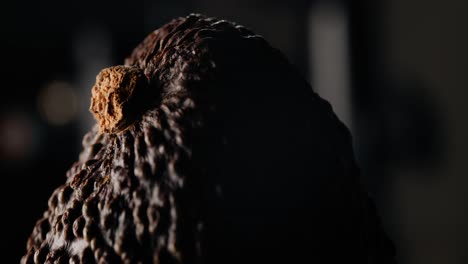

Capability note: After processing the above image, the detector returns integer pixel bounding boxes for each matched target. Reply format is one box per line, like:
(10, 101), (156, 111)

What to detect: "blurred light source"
(37, 81), (78, 126)
(0, 111), (35, 161)
(308, 2), (353, 130)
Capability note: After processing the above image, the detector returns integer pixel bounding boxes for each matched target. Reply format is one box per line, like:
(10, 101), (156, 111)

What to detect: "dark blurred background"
(1, 0), (467, 263)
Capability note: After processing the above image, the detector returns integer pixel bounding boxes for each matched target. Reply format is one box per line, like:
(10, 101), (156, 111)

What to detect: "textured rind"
(22, 13), (396, 264)
(22, 14), (260, 264)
